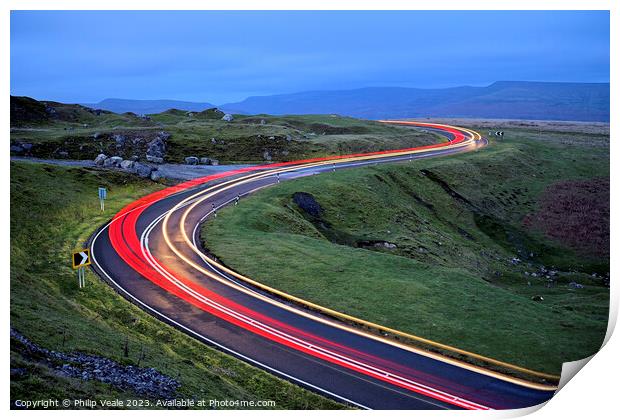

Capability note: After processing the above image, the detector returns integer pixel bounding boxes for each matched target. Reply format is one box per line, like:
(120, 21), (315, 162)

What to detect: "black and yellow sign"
(72, 249), (91, 269)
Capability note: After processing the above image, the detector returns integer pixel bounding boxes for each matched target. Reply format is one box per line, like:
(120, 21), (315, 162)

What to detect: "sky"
(10, 10), (610, 104)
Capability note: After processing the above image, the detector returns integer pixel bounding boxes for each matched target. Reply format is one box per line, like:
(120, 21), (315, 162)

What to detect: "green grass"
(12, 106), (439, 163)
(201, 129), (609, 375)
(10, 161), (343, 409)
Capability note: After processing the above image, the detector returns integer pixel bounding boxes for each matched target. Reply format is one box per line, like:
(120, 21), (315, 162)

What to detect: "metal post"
(332, 163), (336, 172)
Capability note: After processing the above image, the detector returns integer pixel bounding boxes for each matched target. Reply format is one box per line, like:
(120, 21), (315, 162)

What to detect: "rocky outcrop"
(221, 113), (234, 122)
(11, 328), (180, 399)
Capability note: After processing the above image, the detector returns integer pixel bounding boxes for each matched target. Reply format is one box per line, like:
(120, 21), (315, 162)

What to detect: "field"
(11, 97), (439, 164)
(201, 125), (610, 375)
(10, 161), (343, 409)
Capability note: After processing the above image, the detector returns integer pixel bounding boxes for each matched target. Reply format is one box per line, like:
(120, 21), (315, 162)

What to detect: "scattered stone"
(510, 257), (521, 265)
(133, 162), (153, 178)
(11, 328), (179, 399)
(145, 132), (169, 163)
(58, 151), (69, 158)
(531, 295), (544, 302)
(103, 156), (123, 167)
(260, 119), (266, 125)
(221, 113), (234, 122)
(184, 156), (199, 165)
(569, 282), (584, 289)
(120, 160), (135, 170)
(211, 138), (217, 144)
(150, 171), (162, 182)
(286, 134), (292, 141)
(198, 157), (220, 166)
(94, 153), (107, 165)
(262, 150), (272, 161)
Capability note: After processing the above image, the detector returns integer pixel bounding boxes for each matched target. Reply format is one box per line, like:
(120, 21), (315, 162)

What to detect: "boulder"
(262, 150), (272, 161)
(150, 170), (162, 182)
(58, 151), (69, 158)
(221, 113), (234, 122)
(94, 153), (107, 165)
(185, 156), (199, 165)
(133, 162), (153, 178)
(146, 133), (168, 163)
(113, 134), (126, 148)
(103, 156), (123, 167)
(199, 157), (210, 165)
(120, 160), (135, 170)
(260, 119), (266, 125)
(146, 155), (164, 164)
(21, 143), (33, 151)
(210, 159), (219, 166)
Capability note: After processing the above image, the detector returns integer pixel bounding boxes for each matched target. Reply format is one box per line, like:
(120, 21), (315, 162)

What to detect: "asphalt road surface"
(90, 121), (557, 410)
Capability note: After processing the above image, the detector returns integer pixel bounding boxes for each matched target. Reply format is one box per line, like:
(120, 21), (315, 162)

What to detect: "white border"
(3, 3), (616, 420)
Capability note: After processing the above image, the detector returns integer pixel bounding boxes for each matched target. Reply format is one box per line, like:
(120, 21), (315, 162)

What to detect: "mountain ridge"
(220, 81), (610, 122)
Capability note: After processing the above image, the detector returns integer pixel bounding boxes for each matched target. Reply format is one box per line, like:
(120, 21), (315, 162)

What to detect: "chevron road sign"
(72, 249), (91, 269)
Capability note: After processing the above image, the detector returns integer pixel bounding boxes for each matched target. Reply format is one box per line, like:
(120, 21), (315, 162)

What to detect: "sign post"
(98, 187), (107, 212)
(72, 249), (91, 288)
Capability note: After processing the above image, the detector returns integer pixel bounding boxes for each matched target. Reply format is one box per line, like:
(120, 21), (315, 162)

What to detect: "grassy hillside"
(10, 96), (439, 164)
(201, 128), (609, 375)
(10, 161), (343, 409)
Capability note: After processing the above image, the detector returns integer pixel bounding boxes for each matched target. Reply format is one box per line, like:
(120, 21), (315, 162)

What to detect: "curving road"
(90, 121), (557, 410)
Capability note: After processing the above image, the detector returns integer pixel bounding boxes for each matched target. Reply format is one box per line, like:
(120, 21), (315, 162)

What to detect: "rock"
(184, 156), (199, 165)
(262, 150), (272, 161)
(531, 295), (544, 302)
(221, 113), (234, 122)
(150, 171), (162, 182)
(58, 151), (69, 158)
(200, 157), (210, 165)
(10, 145), (24, 154)
(146, 155), (164, 164)
(113, 134), (126, 147)
(569, 282), (584, 289)
(375, 242), (397, 249)
(260, 119), (266, 125)
(120, 160), (135, 170)
(292, 192), (323, 218)
(211, 138), (217, 144)
(94, 153), (107, 165)
(268, 136), (275, 140)
(104, 156), (123, 167)
(286, 134), (292, 141)
(133, 162), (153, 178)
(146, 133), (168, 163)
(210, 159), (219, 166)
(21, 143), (33, 151)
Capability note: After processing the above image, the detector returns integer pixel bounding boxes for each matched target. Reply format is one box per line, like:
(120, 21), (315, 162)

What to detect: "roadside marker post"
(72, 249), (91, 288)
(98, 187), (107, 212)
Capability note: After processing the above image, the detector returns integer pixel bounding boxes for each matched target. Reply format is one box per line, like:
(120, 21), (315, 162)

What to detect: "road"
(90, 121), (557, 410)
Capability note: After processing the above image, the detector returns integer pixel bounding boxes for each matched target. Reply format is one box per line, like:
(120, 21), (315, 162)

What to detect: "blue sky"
(10, 10), (610, 104)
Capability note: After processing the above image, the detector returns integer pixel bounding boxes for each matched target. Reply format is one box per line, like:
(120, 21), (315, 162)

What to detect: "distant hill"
(220, 81), (610, 122)
(81, 98), (216, 115)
